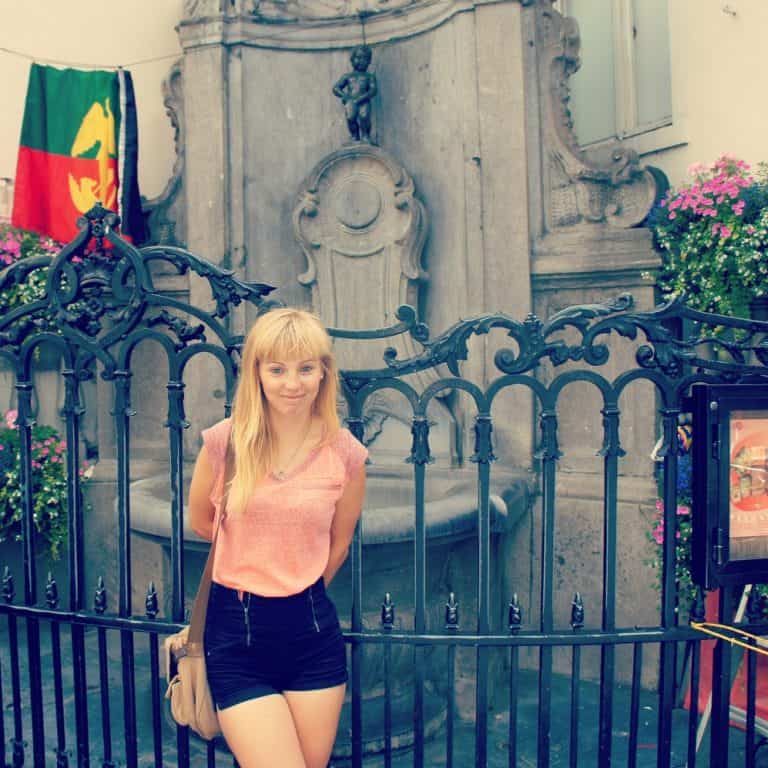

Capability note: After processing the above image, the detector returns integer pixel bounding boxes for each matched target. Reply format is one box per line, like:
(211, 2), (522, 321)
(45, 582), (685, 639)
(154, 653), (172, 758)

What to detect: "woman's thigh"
(283, 684), (346, 768)
(217, 694), (307, 768)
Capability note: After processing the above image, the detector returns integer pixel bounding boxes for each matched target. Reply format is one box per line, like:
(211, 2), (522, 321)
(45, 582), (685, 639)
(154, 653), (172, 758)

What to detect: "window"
(555, 0), (680, 154)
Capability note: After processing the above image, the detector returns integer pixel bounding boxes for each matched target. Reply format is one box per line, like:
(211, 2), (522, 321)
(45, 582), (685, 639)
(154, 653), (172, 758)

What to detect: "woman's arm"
(324, 464), (367, 587)
(188, 445), (217, 541)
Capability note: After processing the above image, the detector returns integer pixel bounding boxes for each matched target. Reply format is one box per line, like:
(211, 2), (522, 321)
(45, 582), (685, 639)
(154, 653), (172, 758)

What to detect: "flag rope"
(0, 45), (180, 70)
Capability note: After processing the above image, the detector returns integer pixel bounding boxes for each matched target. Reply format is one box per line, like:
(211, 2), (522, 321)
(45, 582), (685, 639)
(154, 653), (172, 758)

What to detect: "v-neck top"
(201, 418), (368, 597)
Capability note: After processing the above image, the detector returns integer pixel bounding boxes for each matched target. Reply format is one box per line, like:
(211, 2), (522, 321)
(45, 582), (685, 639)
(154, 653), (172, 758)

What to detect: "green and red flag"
(12, 64), (146, 243)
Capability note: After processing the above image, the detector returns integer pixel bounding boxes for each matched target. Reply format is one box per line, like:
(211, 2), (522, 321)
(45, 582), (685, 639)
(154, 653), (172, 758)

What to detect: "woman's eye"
(268, 367), (283, 375)
(301, 366), (315, 374)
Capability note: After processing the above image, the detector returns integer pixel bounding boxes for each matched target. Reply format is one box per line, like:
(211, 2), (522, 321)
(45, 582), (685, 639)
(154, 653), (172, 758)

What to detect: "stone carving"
(179, 0), (535, 50)
(255, 0), (416, 20)
(184, 0), (419, 19)
(293, 143), (453, 461)
(534, 0), (659, 229)
(333, 45), (377, 142)
(183, 0), (258, 17)
(143, 60), (186, 246)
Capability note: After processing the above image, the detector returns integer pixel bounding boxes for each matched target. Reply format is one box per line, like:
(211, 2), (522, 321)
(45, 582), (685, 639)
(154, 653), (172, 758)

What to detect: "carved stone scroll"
(534, 0), (659, 229)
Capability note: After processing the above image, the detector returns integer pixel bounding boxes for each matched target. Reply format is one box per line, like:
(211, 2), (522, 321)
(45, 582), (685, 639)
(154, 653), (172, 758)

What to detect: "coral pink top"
(201, 418), (368, 597)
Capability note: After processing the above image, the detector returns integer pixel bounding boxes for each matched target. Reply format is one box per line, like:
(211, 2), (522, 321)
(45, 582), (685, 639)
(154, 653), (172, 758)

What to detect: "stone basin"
(129, 465), (518, 549)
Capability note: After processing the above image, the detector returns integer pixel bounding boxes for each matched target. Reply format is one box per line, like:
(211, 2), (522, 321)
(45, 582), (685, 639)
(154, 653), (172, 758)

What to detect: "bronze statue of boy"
(333, 45), (377, 142)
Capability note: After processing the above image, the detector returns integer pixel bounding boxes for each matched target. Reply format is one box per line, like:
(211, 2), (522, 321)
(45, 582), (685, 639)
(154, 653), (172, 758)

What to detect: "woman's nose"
(284, 370), (301, 388)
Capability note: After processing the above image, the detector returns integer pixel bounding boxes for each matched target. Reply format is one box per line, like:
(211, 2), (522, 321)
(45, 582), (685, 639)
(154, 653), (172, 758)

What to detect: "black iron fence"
(0, 205), (766, 767)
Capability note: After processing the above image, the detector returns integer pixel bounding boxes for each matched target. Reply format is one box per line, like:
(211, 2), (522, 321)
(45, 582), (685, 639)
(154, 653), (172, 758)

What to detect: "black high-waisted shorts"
(203, 577), (348, 710)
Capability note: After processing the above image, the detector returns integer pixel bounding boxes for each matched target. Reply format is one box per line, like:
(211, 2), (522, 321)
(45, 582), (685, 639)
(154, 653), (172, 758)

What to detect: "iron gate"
(0, 205), (766, 767)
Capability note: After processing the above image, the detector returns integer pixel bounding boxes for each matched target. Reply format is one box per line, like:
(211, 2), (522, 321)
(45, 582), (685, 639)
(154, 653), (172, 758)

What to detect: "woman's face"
(258, 356), (324, 419)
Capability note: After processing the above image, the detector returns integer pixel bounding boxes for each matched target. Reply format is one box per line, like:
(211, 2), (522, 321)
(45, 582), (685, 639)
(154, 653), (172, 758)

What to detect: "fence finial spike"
(45, 572), (59, 609)
(145, 581), (159, 619)
(94, 576), (107, 614)
(445, 592), (459, 630)
(381, 592), (395, 629)
(571, 592), (584, 630)
(2, 566), (15, 604)
(508, 592), (522, 633)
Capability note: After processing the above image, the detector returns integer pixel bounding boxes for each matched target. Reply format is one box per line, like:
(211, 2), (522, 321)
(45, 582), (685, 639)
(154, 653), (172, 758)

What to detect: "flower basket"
(648, 155), (768, 319)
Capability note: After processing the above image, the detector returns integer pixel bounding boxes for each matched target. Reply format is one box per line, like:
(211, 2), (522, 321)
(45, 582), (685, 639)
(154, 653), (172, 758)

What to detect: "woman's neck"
(268, 411), (315, 442)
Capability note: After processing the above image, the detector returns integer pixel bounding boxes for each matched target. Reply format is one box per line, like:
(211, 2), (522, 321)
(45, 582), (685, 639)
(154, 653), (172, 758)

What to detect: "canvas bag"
(164, 441), (232, 740)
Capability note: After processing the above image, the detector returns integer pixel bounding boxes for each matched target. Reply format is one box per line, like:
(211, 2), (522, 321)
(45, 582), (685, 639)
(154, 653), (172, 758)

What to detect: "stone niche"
(175, 0), (537, 466)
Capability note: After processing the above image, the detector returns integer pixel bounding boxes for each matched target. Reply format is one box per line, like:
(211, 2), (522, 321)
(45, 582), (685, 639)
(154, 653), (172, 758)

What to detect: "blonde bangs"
(253, 313), (332, 365)
(227, 308), (341, 514)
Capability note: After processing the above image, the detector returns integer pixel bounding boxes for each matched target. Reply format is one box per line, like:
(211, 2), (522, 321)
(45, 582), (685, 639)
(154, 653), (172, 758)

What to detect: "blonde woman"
(189, 308), (368, 768)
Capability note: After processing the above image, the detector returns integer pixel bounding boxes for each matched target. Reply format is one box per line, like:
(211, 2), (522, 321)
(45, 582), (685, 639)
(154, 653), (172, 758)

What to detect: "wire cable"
(0, 45), (180, 70)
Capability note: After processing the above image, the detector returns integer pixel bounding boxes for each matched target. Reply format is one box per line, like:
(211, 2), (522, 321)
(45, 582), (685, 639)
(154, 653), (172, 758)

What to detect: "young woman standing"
(188, 308), (368, 768)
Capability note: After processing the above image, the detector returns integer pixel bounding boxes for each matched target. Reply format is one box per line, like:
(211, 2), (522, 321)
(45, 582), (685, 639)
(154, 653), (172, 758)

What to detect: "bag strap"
(187, 435), (234, 644)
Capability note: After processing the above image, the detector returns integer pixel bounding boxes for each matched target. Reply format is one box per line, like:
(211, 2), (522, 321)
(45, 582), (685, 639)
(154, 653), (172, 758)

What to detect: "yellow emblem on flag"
(68, 98), (117, 213)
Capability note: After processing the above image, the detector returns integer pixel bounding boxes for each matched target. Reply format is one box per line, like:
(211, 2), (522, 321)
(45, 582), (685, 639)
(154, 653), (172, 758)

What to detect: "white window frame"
(554, 0), (686, 157)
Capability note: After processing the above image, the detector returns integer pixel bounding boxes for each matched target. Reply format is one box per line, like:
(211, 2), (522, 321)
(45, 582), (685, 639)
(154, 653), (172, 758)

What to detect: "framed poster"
(691, 384), (768, 588)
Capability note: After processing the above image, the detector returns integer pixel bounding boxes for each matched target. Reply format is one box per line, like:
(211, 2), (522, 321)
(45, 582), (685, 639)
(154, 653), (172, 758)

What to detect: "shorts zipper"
(243, 593), (252, 646)
(308, 586), (320, 633)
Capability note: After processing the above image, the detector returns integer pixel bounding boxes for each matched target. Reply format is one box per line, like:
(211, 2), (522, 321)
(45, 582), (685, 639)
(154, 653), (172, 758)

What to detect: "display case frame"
(691, 383), (768, 588)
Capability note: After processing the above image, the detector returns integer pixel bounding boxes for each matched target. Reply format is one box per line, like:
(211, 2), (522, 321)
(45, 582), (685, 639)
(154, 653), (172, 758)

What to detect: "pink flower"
(669, 212), (677, 220)
(2, 238), (20, 256)
(4, 410), (17, 429)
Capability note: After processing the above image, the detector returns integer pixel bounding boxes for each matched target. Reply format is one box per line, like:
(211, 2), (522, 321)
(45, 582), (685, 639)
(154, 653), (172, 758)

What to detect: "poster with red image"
(729, 414), (768, 560)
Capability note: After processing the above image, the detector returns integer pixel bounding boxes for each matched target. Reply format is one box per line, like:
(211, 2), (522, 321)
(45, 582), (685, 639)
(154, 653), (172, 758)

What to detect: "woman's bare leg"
(284, 684), (346, 768)
(218, 694), (307, 768)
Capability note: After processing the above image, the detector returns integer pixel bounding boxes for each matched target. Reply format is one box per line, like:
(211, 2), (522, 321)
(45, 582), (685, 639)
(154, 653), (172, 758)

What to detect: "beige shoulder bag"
(164, 440), (233, 740)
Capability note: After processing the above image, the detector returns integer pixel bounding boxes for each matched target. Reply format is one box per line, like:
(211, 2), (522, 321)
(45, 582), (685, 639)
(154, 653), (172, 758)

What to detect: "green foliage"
(0, 410), (92, 560)
(649, 155), (768, 318)
(0, 224), (60, 311)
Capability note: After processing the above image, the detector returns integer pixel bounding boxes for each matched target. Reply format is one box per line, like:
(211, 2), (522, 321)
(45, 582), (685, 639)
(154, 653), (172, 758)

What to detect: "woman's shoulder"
(327, 426), (368, 478)
(328, 426), (362, 449)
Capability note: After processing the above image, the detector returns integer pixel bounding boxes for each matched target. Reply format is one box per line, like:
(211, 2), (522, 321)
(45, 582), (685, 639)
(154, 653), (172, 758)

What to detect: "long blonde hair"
(227, 308), (340, 514)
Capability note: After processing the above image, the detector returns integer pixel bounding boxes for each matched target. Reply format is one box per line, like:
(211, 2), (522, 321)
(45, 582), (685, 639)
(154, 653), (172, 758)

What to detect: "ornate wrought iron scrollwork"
(6, 206), (768, 389)
(0, 203), (275, 376)
(336, 291), (768, 382)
